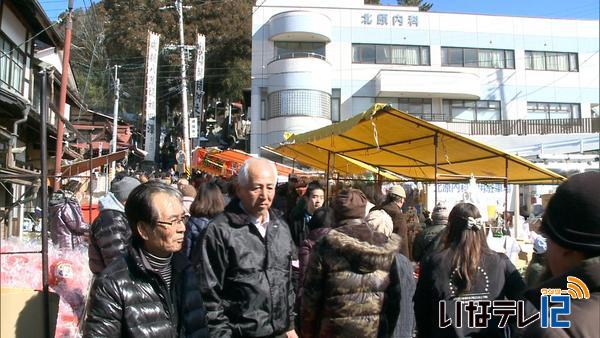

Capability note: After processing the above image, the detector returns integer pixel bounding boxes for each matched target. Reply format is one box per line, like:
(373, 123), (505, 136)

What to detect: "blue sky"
(381, 0), (599, 19)
(41, 0), (599, 21)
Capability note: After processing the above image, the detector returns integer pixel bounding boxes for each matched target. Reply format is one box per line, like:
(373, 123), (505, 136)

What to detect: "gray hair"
(237, 158), (278, 187)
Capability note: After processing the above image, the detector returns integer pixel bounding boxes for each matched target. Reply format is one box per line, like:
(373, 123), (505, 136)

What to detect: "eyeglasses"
(155, 215), (189, 228)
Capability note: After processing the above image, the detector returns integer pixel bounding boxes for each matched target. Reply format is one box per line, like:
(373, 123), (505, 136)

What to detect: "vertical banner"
(189, 117), (198, 138)
(144, 31), (160, 161)
(193, 34), (206, 132)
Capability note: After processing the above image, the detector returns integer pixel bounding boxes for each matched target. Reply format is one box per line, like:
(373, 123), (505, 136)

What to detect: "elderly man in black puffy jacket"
(88, 175), (140, 274)
(83, 181), (208, 337)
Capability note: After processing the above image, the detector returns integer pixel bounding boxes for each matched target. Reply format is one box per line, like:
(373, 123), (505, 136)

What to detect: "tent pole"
(40, 69), (51, 338)
(434, 132), (439, 205)
(504, 156), (509, 229)
(89, 139), (93, 222)
(325, 151), (331, 206)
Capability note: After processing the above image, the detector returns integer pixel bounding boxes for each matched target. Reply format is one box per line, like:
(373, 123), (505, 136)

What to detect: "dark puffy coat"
(516, 256), (600, 338)
(375, 202), (409, 257)
(414, 250), (526, 338)
(83, 247), (208, 338)
(379, 253), (417, 338)
(49, 191), (89, 249)
(196, 199), (295, 337)
(524, 252), (551, 287)
(300, 220), (401, 338)
(298, 227), (331, 291)
(88, 193), (130, 274)
(184, 216), (210, 259)
(290, 211), (310, 249)
(411, 224), (446, 262)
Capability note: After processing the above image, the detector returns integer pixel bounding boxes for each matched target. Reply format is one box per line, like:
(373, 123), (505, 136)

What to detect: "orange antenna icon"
(565, 276), (590, 300)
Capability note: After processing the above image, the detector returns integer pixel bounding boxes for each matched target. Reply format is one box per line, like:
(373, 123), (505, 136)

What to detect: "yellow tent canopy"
(275, 104), (564, 184)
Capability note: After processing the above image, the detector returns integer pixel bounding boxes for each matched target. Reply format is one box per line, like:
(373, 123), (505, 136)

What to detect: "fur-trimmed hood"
(326, 222), (401, 274)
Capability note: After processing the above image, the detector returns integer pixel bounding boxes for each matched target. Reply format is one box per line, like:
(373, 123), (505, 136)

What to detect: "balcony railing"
(268, 52), (326, 65)
(429, 117), (599, 136)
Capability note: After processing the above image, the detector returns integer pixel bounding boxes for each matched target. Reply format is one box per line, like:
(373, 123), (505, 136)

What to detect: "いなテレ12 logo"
(540, 276), (590, 328)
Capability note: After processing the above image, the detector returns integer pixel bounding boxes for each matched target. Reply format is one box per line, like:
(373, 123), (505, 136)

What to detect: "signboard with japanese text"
(355, 11), (422, 28)
(144, 31), (160, 161)
(193, 34), (206, 125)
(189, 118), (198, 138)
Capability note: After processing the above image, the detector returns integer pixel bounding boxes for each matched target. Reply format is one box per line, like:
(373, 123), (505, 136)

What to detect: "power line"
(1, 17), (64, 58)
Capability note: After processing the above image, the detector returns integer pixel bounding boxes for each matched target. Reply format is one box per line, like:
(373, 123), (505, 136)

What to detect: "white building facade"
(250, 0), (599, 157)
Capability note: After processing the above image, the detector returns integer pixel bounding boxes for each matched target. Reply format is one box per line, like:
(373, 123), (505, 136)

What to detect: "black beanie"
(541, 171), (600, 254)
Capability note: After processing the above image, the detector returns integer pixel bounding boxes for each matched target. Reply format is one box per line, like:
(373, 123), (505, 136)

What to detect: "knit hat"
(333, 189), (367, 222)
(366, 209), (393, 236)
(111, 176), (141, 202)
(388, 185), (406, 198)
(431, 202), (449, 226)
(541, 172), (600, 254)
(533, 235), (547, 254)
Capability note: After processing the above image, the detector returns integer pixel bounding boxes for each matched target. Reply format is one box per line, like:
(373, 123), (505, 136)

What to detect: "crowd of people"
(46, 159), (599, 338)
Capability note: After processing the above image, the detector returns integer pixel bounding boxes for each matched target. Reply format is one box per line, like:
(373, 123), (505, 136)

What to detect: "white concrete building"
(250, 0), (599, 167)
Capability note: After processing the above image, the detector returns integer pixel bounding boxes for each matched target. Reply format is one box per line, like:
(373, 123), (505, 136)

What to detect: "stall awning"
(59, 150), (128, 176)
(192, 148), (307, 178)
(275, 104), (565, 184)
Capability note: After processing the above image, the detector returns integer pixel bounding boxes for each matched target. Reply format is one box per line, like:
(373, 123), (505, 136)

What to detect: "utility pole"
(176, 0), (191, 171)
(53, 0), (74, 191)
(111, 65), (120, 180)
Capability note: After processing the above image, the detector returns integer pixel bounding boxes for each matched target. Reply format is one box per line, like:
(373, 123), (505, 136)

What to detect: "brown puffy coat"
(300, 220), (401, 338)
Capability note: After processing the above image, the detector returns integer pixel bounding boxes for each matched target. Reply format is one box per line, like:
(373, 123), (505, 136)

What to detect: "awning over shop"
(275, 104), (565, 184)
(192, 148), (307, 178)
(59, 150), (129, 177)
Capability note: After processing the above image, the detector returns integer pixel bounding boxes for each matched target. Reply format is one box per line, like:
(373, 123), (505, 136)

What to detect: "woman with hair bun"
(414, 202), (526, 338)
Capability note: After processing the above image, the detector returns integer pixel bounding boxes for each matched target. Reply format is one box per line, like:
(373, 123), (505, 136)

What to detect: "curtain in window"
(568, 54), (578, 71)
(390, 46), (419, 65)
(532, 52), (546, 70)
(420, 48), (430, 65)
(546, 53), (569, 71)
(479, 50), (504, 68)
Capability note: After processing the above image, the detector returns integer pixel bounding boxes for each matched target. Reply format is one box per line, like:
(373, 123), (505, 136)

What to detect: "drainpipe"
(9, 106), (31, 166)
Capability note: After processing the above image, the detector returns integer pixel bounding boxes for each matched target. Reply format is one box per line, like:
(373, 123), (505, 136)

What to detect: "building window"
(331, 88), (341, 122)
(592, 103), (599, 118)
(525, 51), (578, 72)
(353, 44), (430, 65)
(274, 41), (326, 61)
(441, 47), (515, 69)
(268, 89), (330, 119)
(374, 97), (433, 120)
(527, 102), (580, 119)
(0, 33), (26, 94)
(443, 100), (501, 121)
(260, 87), (268, 120)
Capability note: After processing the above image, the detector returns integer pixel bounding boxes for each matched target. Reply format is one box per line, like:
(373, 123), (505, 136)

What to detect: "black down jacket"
(195, 198), (295, 337)
(184, 216), (210, 259)
(83, 246), (208, 338)
(88, 193), (131, 274)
